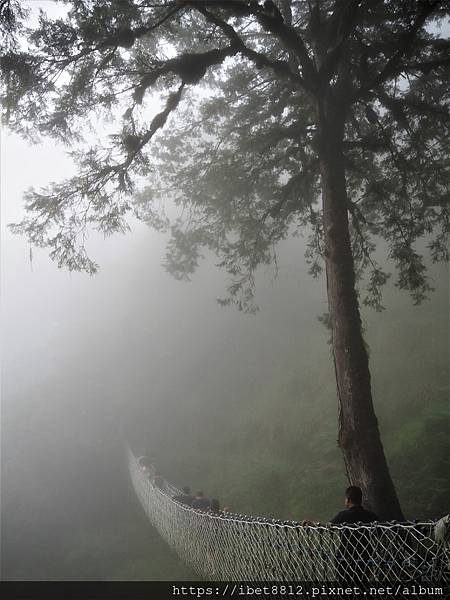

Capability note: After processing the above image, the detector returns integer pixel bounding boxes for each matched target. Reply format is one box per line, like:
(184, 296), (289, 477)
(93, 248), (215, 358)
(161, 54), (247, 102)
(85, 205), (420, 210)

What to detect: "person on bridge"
(153, 472), (165, 490)
(173, 486), (194, 507)
(330, 486), (378, 582)
(300, 486), (378, 581)
(209, 499), (221, 514)
(137, 456), (154, 476)
(192, 490), (211, 511)
(330, 486), (378, 524)
(301, 485), (378, 526)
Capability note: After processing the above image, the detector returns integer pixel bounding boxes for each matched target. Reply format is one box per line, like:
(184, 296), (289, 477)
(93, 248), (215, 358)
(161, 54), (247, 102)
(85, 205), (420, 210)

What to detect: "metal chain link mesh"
(128, 448), (449, 582)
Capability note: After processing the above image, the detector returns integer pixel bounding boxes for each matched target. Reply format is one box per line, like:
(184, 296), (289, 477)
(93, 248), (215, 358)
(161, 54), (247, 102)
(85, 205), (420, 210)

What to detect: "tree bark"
(317, 102), (404, 521)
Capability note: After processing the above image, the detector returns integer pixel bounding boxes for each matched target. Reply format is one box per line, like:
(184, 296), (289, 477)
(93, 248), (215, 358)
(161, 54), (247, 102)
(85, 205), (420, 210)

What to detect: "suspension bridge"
(128, 447), (449, 582)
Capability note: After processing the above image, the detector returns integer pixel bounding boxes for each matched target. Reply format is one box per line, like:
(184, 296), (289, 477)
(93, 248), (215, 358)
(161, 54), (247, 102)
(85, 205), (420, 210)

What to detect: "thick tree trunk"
(317, 106), (404, 521)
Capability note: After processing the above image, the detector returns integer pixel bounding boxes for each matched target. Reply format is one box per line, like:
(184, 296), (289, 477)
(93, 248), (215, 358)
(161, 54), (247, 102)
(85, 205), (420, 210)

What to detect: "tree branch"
(182, 0), (318, 90)
(124, 83), (185, 168)
(194, 5), (307, 89)
(50, 4), (182, 68)
(133, 44), (240, 103)
(402, 56), (450, 72)
(375, 88), (449, 124)
(354, 0), (443, 97)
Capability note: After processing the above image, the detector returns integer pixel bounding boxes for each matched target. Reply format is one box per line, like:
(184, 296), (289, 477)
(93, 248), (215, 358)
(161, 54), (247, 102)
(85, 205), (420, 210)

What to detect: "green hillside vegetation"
(141, 270), (449, 524)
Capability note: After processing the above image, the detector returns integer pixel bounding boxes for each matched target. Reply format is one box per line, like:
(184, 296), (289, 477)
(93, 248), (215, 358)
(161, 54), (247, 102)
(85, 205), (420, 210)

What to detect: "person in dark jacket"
(300, 487), (377, 526)
(173, 486), (194, 507)
(331, 486), (378, 583)
(152, 472), (165, 490)
(209, 498), (221, 514)
(331, 486), (378, 524)
(191, 490), (210, 511)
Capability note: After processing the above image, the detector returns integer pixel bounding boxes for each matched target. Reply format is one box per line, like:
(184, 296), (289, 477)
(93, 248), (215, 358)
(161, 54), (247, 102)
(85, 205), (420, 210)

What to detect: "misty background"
(2, 111), (449, 581)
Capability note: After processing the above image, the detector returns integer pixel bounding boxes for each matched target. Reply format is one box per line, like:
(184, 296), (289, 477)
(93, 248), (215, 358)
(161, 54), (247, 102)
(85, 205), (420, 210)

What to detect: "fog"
(2, 125), (448, 580)
(1, 131), (324, 579)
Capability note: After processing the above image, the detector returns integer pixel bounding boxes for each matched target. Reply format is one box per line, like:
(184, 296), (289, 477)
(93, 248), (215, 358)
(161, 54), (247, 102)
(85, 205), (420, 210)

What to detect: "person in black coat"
(191, 490), (210, 511)
(331, 486), (378, 525)
(330, 486), (378, 582)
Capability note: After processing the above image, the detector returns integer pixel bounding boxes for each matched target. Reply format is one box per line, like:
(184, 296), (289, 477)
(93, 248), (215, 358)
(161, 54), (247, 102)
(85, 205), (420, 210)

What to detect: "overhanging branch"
(182, 0), (318, 89)
(195, 5), (306, 88)
(133, 44), (240, 103)
(354, 0), (443, 98)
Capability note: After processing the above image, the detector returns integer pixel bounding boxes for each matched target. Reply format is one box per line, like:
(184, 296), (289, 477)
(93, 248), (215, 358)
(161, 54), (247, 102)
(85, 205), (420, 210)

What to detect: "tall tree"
(2, 0), (449, 519)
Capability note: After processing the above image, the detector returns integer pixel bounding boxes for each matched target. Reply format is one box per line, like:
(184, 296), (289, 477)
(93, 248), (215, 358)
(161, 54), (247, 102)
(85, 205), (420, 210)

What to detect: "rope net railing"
(128, 448), (449, 582)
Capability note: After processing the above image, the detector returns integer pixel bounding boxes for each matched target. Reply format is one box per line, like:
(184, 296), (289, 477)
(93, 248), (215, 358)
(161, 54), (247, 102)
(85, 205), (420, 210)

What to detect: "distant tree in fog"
(2, 0), (449, 520)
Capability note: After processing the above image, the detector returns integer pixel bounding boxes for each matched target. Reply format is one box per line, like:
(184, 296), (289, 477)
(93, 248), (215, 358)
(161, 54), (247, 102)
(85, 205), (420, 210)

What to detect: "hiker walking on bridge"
(301, 486), (378, 582)
(192, 490), (210, 511)
(331, 486), (378, 582)
(331, 486), (378, 525)
(301, 486), (378, 526)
